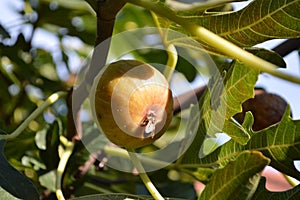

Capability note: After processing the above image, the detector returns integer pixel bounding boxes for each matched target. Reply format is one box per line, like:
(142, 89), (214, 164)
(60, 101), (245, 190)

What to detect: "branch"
(272, 38), (300, 57)
(71, 0), (126, 139)
(173, 85), (206, 114)
(173, 38), (300, 114)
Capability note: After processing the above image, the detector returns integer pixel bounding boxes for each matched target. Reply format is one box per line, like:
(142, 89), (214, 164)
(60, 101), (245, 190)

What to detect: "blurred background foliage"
(1, 0), (300, 199)
(0, 0), (198, 199)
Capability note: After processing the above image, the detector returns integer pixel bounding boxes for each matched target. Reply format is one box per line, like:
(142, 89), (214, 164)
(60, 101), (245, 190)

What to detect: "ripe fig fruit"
(234, 91), (288, 131)
(91, 60), (173, 148)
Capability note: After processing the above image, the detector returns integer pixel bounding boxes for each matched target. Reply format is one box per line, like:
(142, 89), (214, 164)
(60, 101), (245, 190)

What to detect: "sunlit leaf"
(181, 106), (300, 180)
(157, 0), (300, 54)
(179, 59), (259, 163)
(204, 60), (258, 138)
(199, 151), (270, 200)
(39, 170), (56, 192)
(0, 187), (20, 200)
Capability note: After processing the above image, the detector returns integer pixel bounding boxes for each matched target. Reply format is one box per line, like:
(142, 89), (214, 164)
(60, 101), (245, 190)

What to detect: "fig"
(234, 91), (288, 131)
(91, 60), (173, 148)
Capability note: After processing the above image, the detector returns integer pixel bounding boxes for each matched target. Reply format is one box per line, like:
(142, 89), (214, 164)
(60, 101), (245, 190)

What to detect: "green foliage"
(70, 193), (184, 200)
(0, 0), (300, 199)
(199, 151), (270, 200)
(0, 140), (39, 199)
(156, 0), (300, 53)
(252, 177), (300, 199)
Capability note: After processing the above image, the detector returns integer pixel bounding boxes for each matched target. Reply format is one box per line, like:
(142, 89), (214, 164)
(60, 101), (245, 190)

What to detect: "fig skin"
(234, 91), (288, 131)
(92, 60), (173, 148)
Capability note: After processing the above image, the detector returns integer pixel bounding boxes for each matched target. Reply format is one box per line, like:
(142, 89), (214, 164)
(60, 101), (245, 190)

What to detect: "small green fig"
(91, 60), (173, 148)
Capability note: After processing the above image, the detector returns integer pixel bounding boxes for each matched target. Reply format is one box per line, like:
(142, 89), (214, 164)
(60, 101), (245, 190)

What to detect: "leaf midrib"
(205, 153), (267, 200)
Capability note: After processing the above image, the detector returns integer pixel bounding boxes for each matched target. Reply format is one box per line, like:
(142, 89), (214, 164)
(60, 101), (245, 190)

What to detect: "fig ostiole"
(91, 60), (173, 148)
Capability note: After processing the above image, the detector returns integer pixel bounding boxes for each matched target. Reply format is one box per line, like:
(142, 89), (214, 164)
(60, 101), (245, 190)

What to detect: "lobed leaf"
(203, 60), (259, 135)
(182, 106), (300, 181)
(179, 59), (259, 164)
(199, 151), (270, 200)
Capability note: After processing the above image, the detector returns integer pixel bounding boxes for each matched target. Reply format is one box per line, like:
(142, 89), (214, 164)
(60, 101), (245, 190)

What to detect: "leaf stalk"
(126, 147), (164, 200)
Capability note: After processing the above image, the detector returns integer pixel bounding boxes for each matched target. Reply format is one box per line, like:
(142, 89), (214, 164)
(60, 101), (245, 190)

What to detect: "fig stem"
(164, 44), (178, 82)
(127, 147), (165, 200)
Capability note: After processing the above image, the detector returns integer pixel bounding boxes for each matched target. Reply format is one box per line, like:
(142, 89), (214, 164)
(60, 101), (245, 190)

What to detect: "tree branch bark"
(70, 0), (125, 140)
(272, 38), (300, 57)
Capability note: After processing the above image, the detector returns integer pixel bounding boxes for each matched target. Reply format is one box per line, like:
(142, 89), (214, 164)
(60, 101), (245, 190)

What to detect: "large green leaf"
(199, 151), (270, 200)
(181, 107), (300, 180)
(252, 177), (300, 199)
(180, 59), (259, 164)
(0, 140), (39, 200)
(204, 60), (259, 135)
(156, 0), (300, 53)
(178, 59), (259, 164)
(248, 106), (300, 180)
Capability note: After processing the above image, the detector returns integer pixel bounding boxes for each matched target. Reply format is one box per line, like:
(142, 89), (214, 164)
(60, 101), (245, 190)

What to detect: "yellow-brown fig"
(91, 60), (173, 148)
